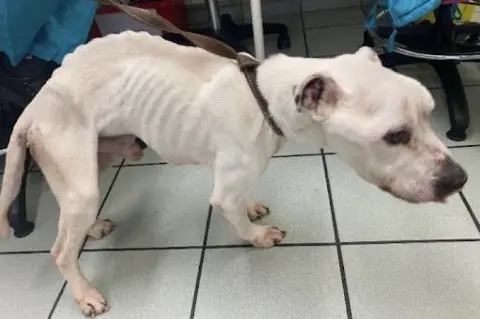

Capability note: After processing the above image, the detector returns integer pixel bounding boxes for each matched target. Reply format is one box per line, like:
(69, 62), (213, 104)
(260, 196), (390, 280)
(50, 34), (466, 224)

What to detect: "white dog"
(0, 31), (467, 316)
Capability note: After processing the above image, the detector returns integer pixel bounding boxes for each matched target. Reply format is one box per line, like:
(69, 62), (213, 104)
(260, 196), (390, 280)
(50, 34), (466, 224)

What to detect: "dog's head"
(292, 47), (467, 203)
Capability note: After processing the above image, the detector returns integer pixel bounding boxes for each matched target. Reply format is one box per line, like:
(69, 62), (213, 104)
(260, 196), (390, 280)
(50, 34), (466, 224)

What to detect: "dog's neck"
(256, 54), (327, 148)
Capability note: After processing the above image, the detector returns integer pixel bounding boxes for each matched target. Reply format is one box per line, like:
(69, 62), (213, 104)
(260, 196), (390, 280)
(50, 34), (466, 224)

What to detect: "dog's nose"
(434, 156), (468, 200)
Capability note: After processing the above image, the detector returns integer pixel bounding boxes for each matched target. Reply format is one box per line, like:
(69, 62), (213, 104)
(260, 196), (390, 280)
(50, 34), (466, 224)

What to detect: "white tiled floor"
(2, 4), (480, 319)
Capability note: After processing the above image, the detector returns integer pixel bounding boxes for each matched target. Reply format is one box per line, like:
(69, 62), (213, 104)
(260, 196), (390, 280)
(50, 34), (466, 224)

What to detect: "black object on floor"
(217, 14), (290, 51)
(362, 5), (480, 141)
(0, 52), (59, 238)
(185, 13), (290, 54)
(7, 151), (35, 238)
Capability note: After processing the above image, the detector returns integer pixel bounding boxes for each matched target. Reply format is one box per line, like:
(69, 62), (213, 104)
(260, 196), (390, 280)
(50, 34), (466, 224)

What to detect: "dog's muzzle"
(433, 156), (468, 201)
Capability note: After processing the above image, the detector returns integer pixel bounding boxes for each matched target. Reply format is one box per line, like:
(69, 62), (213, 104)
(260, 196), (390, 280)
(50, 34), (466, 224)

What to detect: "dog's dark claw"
(248, 205), (271, 222)
(86, 303), (94, 317)
(134, 138), (148, 149)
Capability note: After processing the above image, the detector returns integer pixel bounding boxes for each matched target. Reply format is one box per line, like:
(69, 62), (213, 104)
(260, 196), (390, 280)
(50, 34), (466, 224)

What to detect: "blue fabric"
(366, 0), (442, 52)
(387, 0), (441, 27)
(0, 0), (98, 66)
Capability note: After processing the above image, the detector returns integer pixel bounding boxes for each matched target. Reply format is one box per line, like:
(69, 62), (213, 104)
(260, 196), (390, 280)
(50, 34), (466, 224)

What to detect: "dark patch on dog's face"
(383, 126), (411, 146)
(294, 94), (300, 105)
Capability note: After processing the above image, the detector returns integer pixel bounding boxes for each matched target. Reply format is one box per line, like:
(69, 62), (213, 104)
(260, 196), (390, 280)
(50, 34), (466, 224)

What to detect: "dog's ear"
(355, 46), (381, 64)
(294, 73), (342, 119)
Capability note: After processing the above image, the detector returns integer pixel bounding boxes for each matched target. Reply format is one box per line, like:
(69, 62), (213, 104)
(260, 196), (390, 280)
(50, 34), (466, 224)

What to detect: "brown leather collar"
(237, 55), (284, 136)
(99, 0), (285, 137)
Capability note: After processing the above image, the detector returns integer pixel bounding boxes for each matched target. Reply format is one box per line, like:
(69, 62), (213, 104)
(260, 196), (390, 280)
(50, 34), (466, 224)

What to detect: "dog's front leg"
(210, 158), (286, 248)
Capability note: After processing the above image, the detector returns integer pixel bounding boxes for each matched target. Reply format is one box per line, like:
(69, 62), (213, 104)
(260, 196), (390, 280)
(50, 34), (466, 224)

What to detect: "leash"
(98, 0), (285, 136)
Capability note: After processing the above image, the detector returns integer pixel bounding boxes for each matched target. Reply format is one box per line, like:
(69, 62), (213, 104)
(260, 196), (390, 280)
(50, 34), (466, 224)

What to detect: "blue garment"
(0, 0), (98, 66)
(366, 0), (442, 51)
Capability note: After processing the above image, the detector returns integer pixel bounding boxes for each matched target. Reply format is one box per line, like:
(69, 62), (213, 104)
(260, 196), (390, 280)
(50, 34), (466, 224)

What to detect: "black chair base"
(189, 13), (290, 54)
(219, 14), (291, 51)
(0, 53), (59, 238)
(431, 60), (469, 141)
(7, 151), (35, 238)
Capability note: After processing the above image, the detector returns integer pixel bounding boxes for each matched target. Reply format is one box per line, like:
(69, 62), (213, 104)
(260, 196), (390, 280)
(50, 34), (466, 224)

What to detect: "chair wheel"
(362, 30), (375, 47)
(277, 35), (291, 50)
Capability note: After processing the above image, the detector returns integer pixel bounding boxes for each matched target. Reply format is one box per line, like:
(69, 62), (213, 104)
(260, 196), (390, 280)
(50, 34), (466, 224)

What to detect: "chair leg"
(8, 150), (35, 238)
(362, 30), (375, 48)
(430, 60), (469, 141)
(219, 14), (290, 50)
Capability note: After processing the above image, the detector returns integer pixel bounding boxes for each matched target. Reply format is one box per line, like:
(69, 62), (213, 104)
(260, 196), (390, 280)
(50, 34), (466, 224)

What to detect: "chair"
(361, 1), (480, 141)
(193, 0), (291, 53)
(0, 53), (59, 237)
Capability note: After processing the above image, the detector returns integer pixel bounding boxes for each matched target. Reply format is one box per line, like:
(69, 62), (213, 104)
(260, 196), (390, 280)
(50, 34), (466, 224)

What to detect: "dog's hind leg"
(85, 136), (142, 242)
(86, 138), (139, 241)
(85, 152), (117, 240)
(30, 127), (109, 316)
(98, 135), (143, 162)
(87, 218), (116, 240)
(97, 152), (115, 172)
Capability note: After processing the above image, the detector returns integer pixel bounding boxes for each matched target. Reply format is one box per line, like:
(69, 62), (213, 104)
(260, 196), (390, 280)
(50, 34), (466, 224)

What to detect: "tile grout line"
(340, 237), (480, 246)
(189, 205), (213, 319)
(115, 162), (168, 167)
(274, 152), (322, 158)
(7, 143), (480, 174)
(448, 143), (480, 149)
(83, 245), (203, 252)
(299, 0), (310, 58)
(94, 143), (480, 169)
(46, 160), (125, 319)
(3, 237), (480, 256)
(303, 21), (364, 31)
(321, 150), (353, 319)
(459, 191), (480, 234)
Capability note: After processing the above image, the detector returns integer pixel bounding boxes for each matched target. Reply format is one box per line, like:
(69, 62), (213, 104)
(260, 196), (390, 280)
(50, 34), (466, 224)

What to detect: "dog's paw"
(125, 144), (143, 162)
(87, 219), (116, 240)
(76, 287), (109, 317)
(247, 203), (271, 221)
(251, 225), (286, 248)
(0, 217), (10, 238)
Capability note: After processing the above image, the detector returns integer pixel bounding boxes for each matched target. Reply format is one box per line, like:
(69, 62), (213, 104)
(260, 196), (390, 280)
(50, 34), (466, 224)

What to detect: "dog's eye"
(383, 128), (411, 145)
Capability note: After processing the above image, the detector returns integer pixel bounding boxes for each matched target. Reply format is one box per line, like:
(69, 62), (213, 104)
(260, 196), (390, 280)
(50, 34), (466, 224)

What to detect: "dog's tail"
(0, 114), (33, 238)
